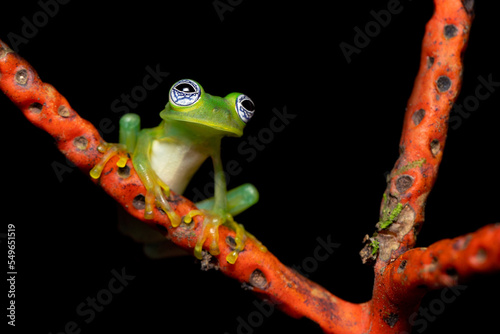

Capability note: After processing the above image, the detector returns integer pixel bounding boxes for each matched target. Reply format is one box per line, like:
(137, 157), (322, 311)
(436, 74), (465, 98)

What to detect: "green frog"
(90, 79), (264, 263)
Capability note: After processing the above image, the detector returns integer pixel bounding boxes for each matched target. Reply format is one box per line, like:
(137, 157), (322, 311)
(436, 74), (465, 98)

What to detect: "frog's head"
(160, 79), (255, 137)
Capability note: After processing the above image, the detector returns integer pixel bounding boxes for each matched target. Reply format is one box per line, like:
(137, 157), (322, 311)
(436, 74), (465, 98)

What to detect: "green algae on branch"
(376, 193), (405, 230)
(370, 238), (380, 256)
(388, 158), (426, 181)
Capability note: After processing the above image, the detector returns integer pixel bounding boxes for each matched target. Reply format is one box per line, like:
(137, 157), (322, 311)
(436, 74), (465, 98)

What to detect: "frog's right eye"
(169, 79), (202, 107)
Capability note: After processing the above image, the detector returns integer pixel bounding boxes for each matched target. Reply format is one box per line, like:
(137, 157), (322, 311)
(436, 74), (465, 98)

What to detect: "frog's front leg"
(194, 183), (266, 262)
(90, 114), (179, 225)
(186, 152), (263, 263)
(132, 128), (180, 226)
(90, 113), (140, 179)
(186, 203), (263, 264)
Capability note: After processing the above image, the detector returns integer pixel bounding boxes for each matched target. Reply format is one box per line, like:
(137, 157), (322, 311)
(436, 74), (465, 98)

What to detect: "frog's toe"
(143, 191), (156, 220)
(192, 212), (224, 260)
(223, 215), (267, 263)
(143, 184), (180, 226)
(90, 143), (128, 179)
(224, 216), (248, 264)
(189, 212), (249, 263)
(187, 211), (266, 263)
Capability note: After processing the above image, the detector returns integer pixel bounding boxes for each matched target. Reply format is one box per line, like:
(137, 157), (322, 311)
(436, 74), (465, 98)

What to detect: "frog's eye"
(235, 95), (255, 123)
(170, 79), (202, 107)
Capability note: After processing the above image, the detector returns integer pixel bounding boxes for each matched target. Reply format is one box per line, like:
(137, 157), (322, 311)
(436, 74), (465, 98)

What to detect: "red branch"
(362, 0), (475, 265)
(1, 0), (499, 332)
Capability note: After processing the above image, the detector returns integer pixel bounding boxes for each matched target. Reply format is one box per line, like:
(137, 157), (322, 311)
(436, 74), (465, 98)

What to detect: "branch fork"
(1, 1), (499, 332)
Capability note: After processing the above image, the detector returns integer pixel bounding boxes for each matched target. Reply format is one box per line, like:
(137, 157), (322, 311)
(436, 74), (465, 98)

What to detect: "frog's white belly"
(150, 140), (208, 194)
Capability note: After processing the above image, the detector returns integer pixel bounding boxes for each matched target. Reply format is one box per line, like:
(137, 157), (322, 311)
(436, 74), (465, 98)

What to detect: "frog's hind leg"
(195, 183), (259, 217)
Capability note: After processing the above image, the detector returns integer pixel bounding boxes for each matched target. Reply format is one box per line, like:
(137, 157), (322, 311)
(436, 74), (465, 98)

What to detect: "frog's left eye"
(235, 95), (255, 123)
(170, 79), (202, 107)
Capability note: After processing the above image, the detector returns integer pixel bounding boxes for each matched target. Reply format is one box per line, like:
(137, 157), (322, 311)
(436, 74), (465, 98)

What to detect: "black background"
(1, 1), (499, 333)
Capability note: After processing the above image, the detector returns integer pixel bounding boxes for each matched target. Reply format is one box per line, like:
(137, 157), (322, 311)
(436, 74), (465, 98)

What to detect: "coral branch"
(387, 223), (500, 295)
(370, 223), (500, 332)
(360, 0), (474, 265)
(0, 39), (368, 334)
(2, 0), (499, 332)
(359, 1), (492, 332)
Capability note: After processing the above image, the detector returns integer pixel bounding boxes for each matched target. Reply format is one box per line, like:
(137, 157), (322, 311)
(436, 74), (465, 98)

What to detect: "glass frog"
(90, 79), (264, 263)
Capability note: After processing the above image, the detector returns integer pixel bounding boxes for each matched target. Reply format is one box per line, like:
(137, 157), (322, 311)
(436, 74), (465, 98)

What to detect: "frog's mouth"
(161, 107), (244, 137)
(173, 116), (243, 137)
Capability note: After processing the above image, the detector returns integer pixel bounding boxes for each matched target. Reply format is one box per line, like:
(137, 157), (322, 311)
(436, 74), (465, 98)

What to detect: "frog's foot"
(90, 143), (180, 226)
(224, 217), (267, 263)
(90, 142), (129, 179)
(184, 211), (266, 264)
(143, 177), (181, 227)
